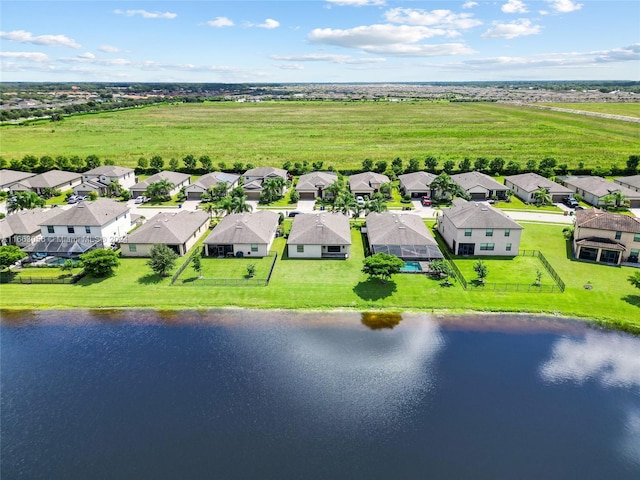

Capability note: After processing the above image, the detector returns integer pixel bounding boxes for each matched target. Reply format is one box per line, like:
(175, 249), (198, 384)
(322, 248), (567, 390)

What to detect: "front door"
(599, 250), (620, 264)
(217, 245), (226, 256)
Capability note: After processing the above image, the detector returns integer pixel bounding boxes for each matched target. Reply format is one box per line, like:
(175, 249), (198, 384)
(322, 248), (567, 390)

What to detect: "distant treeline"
(3, 152), (638, 179)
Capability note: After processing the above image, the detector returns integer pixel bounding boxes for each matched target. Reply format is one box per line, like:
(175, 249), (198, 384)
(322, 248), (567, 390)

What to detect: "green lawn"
(1, 222), (639, 332)
(541, 103), (640, 118)
(2, 101), (638, 171)
(178, 255), (275, 282)
(454, 255), (552, 286)
(494, 195), (562, 212)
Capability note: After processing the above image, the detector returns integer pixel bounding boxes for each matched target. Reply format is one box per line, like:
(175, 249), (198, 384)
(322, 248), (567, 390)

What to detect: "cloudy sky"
(1, 0), (639, 82)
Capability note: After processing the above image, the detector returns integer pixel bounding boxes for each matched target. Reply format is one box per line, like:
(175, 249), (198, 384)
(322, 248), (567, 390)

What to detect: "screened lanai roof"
(371, 243), (443, 260)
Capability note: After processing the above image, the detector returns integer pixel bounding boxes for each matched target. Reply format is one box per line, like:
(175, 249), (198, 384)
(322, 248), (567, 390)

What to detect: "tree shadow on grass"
(137, 273), (164, 285)
(75, 272), (114, 286)
(621, 294), (640, 308)
(353, 279), (397, 301)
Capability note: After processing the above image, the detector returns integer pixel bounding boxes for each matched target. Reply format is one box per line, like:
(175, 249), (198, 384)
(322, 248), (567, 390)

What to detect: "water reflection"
(360, 311), (403, 330)
(232, 313), (444, 431)
(539, 331), (640, 388)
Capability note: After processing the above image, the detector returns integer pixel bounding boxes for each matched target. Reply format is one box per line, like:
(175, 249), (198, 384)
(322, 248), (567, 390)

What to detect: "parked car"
(67, 195), (86, 204)
(563, 196), (580, 208)
(421, 196), (432, 206)
(134, 195), (149, 204)
(356, 195), (365, 205)
(288, 211), (301, 217)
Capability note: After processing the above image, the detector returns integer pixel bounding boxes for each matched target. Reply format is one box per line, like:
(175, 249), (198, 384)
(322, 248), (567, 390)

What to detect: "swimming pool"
(401, 261), (423, 272)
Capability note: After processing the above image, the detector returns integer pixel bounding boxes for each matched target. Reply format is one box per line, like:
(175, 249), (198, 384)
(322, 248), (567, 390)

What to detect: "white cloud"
(276, 63), (305, 70)
(271, 53), (385, 64)
(502, 0), (529, 14)
(540, 331), (640, 388)
(0, 30), (81, 48)
(462, 1), (478, 8)
(482, 19), (541, 39)
(99, 45), (120, 53)
(0, 51), (50, 62)
(207, 17), (234, 28)
(326, 0), (386, 6)
(546, 0), (583, 13)
(384, 8), (482, 29)
(257, 19), (280, 29)
(114, 9), (177, 19)
(77, 52), (96, 60)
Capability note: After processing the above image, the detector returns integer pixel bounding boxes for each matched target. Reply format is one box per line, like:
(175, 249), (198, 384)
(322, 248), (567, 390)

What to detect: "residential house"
(365, 212), (443, 260)
(9, 170), (82, 195)
(120, 210), (209, 257)
(242, 167), (288, 200)
(398, 171), (437, 198)
(349, 172), (390, 197)
(76, 165), (136, 197)
(129, 171), (191, 198)
(203, 211), (279, 257)
(0, 170), (35, 191)
(451, 172), (509, 200)
(287, 212), (351, 259)
(614, 175), (640, 194)
(296, 171), (338, 200)
(504, 173), (574, 203)
(184, 172), (240, 201)
(573, 208), (640, 264)
(561, 176), (640, 208)
(437, 199), (523, 256)
(0, 208), (60, 247)
(25, 199), (131, 257)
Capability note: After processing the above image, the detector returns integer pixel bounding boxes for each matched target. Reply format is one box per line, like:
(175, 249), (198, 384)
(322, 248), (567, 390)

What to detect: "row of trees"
(4, 153), (638, 179)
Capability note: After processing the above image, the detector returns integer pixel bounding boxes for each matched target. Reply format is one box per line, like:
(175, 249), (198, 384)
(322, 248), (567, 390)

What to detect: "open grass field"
(1, 222), (639, 332)
(454, 255), (552, 287)
(542, 102), (640, 117)
(2, 101), (638, 171)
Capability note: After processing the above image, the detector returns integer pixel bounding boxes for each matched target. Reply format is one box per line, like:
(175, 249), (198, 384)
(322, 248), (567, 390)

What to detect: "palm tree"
(602, 193), (616, 210)
(146, 179), (175, 202)
(430, 173), (460, 202)
(325, 177), (346, 203)
(260, 177), (284, 204)
(333, 190), (356, 216)
(612, 191), (628, 208)
(364, 193), (388, 215)
(217, 196), (234, 216)
(200, 202), (218, 220)
(107, 180), (121, 198)
(230, 195), (252, 214)
(533, 188), (552, 206)
(7, 191), (45, 213)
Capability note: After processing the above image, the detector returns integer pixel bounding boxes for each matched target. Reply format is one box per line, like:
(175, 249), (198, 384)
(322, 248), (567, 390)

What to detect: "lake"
(1, 310), (639, 479)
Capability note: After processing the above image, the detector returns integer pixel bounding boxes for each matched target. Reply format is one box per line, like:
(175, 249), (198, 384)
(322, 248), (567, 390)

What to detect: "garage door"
(470, 193), (486, 200)
(629, 199), (640, 208)
(299, 192), (316, 200)
(187, 192), (202, 201)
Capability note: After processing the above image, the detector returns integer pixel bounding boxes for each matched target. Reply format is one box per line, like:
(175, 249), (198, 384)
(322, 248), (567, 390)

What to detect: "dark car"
(288, 211), (301, 217)
(563, 197), (579, 208)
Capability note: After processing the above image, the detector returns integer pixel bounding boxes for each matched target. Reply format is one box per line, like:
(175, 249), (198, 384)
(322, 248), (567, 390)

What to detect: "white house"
(398, 171), (437, 199)
(76, 165), (136, 196)
(203, 211), (279, 257)
(437, 199), (523, 256)
(451, 172), (510, 200)
(287, 212), (351, 259)
(25, 199), (131, 257)
(349, 172), (390, 197)
(242, 167), (288, 200)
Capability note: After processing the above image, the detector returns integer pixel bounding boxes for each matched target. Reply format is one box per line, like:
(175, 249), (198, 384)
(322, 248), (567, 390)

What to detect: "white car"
(134, 196), (148, 204)
(356, 195), (365, 205)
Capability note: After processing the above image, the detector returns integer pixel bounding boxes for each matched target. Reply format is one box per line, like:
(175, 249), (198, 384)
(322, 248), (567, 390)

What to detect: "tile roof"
(563, 176), (640, 199)
(575, 238), (626, 251)
(41, 198), (130, 227)
(287, 212), (351, 245)
(442, 200), (523, 229)
(575, 208), (640, 233)
(451, 171), (507, 192)
(204, 211), (279, 245)
(504, 173), (573, 194)
(122, 210), (209, 245)
(296, 171), (338, 191)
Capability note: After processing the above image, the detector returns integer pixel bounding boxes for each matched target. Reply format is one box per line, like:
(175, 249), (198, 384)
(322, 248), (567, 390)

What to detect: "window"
(327, 246), (341, 253)
(129, 244), (137, 252)
(486, 229), (493, 237)
(634, 233), (640, 242)
(464, 228), (472, 237)
(67, 226), (75, 234)
(296, 245), (304, 253)
(615, 231), (622, 240)
(251, 244), (258, 252)
(47, 226), (54, 234)
(480, 243), (495, 251)
(504, 229), (510, 237)
(506, 243), (512, 252)
(85, 226), (91, 234)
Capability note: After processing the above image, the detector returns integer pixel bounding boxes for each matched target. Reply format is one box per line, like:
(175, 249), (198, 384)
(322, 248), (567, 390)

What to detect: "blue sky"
(1, 1), (639, 82)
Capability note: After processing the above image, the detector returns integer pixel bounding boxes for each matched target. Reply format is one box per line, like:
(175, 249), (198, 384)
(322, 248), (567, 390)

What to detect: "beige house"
(242, 167), (288, 201)
(437, 199), (523, 256)
(504, 173), (573, 203)
(573, 208), (640, 265)
(76, 165), (136, 197)
(121, 210), (209, 257)
(349, 172), (390, 197)
(129, 171), (191, 198)
(451, 172), (509, 200)
(184, 172), (240, 201)
(287, 212), (351, 259)
(203, 211), (279, 257)
(296, 171), (338, 200)
(0, 170), (36, 191)
(0, 208), (59, 247)
(562, 176), (640, 208)
(398, 171), (437, 198)
(9, 170), (82, 195)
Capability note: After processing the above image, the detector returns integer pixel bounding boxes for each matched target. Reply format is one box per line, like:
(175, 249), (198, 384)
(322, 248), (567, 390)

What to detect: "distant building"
(562, 176), (640, 208)
(398, 171), (437, 199)
(129, 171), (191, 198)
(614, 175), (640, 194)
(242, 167), (288, 201)
(184, 172), (240, 201)
(8, 170), (82, 195)
(76, 165), (136, 197)
(451, 172), (509, 200)
(504, 173), (573, 203)
(0, 170), (36, 191)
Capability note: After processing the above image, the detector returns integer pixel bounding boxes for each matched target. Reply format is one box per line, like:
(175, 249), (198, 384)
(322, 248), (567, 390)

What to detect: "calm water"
(1, 310), (639, 480)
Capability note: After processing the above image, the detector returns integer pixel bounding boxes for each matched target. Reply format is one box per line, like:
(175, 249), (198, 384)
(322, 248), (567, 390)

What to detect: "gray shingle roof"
(204, 211), (279, 245)
(187, 172), (240, 191)
(296, 171), (338, 192)
(442, 200), (523, 229)
(504, 173), (573, 195)
(451, 172), (507, 192)
(349, 172), (390, 192)
(243, 167), (287, 179)
(3, 208), (60, 235)
(0, 169), (36, 188)
(563, 176), (640, 199)
(84, 165), (135, 178)
(41, 198), (130, 227)
(575, 208), (640, 233)
(366, 212), (437, 246)
(21, 170), (82, 189)
(287, 212), (351, 245)
(130, 171), (190, 191)
(398, 171), (437, 191)
(122, 210), (209, 245)
(614, 175), (640, 190)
